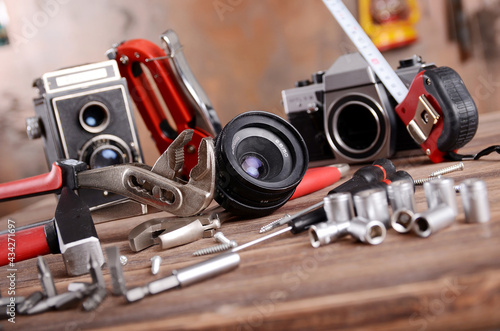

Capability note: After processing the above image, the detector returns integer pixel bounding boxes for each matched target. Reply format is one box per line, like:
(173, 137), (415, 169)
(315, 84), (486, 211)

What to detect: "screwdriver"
(260, 158), (397, 233)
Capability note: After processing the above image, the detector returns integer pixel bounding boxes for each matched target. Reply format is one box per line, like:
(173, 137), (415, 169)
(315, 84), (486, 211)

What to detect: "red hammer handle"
(0, 223), (52, 266)
(0, 163), (63, 201)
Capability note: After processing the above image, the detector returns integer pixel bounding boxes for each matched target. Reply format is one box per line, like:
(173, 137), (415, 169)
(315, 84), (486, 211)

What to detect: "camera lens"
(91, 146), (124, 168)
(215, 111), (308, 216)
(79, 101), (110, 133)
(79, 134), (132, 169)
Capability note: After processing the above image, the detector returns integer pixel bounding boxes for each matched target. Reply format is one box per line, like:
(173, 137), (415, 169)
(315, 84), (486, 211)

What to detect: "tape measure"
(322, 0), (408, 104)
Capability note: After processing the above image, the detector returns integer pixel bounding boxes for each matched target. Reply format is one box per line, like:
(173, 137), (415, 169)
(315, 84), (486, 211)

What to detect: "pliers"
(0, 129), (215, 217)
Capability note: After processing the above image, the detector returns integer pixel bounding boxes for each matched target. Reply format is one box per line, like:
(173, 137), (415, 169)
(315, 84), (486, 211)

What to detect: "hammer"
(0, 187), (104, 276)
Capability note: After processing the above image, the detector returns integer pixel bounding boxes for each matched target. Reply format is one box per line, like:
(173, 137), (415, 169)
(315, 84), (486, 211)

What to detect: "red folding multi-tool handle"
(0, 223), (52, 265)
(114, 39), (211, 177)
(0, 164), (63, 201)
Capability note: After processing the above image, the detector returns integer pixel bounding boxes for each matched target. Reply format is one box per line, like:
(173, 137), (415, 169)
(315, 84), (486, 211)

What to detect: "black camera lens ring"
(215, 111), (308, 217)
(79, 134), (132, 169)
(327, 94), (388, 160)
(79, 101), (111, 134)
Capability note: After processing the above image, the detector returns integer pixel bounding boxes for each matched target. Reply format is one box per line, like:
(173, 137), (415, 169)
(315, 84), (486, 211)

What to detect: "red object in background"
(109, 30), (221, 178)
(291, 164), (349, 200)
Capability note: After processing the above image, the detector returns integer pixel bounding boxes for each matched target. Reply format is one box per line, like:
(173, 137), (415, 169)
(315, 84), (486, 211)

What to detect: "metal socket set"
(309, 172), (491, 248)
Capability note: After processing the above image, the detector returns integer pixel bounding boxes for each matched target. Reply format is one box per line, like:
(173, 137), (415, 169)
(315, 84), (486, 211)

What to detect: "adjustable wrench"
(0, 130), (215, 217)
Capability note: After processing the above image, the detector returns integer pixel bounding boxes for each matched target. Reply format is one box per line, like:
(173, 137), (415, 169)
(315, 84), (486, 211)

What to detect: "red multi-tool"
(107, 30), (221, 177)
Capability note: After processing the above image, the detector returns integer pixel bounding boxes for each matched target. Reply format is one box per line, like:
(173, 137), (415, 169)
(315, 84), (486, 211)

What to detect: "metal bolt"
(213, 232), (231, 245)
(192, 241), (238, 256)
(429, 162), (464, 178)
(120, 255), (128, 266)
(151, 256), (162, 275)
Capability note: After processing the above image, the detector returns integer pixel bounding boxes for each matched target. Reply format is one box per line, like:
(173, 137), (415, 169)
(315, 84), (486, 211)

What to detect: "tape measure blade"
(322, 0), (408, 104)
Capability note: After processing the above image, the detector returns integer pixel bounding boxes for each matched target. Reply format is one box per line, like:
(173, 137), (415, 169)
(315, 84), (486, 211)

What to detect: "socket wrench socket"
(424, 177), (458, 216)
(348, 217), (386, 245)
(412, 204), (456, 238)
(309, 221), (350, 248)
(460, 178), (490, 223)
(323, 192), (354, 224)
(391, 208), (415, 234)
(387, 180), (416, 212)
(353, 188), (390, 228)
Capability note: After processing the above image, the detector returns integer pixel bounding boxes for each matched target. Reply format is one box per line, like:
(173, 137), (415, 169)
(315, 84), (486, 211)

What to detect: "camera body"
(282, 53), (430, 165)
(28, 60), (143, 208)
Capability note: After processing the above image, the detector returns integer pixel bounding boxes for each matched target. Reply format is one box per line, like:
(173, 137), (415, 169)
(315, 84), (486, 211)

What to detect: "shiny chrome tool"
(128, 212), (221, 252)
(0, 129), (216, 218)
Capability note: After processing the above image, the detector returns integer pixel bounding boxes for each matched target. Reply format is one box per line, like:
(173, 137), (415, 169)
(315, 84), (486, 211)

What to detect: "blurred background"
(1, 0), (500, 216)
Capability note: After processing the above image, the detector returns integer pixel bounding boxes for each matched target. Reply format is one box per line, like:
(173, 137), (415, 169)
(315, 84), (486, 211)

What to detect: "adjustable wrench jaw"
(77, 130), (216, 217)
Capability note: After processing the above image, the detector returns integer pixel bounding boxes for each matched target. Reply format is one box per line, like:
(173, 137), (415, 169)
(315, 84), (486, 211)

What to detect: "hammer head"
(55, 187), (104, 276)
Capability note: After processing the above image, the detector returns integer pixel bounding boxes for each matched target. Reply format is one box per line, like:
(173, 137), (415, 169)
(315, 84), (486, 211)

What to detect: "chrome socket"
(353, 188), (390, 228)
(323, 192), (354, 224)
(423, 177), (458, 216)
(391, 208), (415, 234)
(309, 221), (350, 248)
(412, 204), (456, 238)
(460, 178), (490, 223)
(348, 217), (386, 245)
(387, 180), (416, 212)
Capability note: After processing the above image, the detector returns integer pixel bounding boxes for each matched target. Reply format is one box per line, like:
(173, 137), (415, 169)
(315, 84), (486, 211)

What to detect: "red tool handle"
(114, 39), (211, 176)
(0, 164), (62, 201)
(0, 223), (52, 266)
(291, 166), (342, 200)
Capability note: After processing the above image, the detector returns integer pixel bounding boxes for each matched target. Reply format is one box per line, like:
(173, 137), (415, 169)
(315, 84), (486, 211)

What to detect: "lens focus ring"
(214, 111), (308, 216)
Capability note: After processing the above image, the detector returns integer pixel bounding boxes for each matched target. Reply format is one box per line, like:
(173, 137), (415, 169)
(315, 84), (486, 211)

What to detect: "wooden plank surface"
(2, 112), (500, 330)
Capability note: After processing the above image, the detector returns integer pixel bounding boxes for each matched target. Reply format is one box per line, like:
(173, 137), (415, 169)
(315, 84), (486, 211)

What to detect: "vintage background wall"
(1, 0), (499, 216)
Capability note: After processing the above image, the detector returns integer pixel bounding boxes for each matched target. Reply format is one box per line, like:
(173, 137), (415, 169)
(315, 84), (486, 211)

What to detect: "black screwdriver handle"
(290, 207), (327, 234)
(327, 159), (395, 195)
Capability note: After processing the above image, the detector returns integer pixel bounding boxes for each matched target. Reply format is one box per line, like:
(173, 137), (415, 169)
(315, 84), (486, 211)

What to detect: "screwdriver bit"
(37, 256), (57, 298)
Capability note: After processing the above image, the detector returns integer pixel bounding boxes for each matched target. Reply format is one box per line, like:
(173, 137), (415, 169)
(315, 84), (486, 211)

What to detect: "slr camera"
(282, 52), (432, 165)
(27, 60), (143, 208)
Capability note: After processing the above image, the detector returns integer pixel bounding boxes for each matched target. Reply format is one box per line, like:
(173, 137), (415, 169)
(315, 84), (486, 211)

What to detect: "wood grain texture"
(2, 112), (500, 330)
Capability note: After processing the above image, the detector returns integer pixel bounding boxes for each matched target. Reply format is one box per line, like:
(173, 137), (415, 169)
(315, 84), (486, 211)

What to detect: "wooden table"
(2, 112), (500, 331)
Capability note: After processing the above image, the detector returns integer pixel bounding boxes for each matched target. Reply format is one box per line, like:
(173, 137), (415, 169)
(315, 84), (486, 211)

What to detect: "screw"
(213, 232), (231, 245)
(192, 241), (238, 256)
(259, 214), (291, 233)
(414, 175), (441, 186)
(429, 162), (464, 178)
(120, 255), (128, 266)
(150, 256), (161, 275)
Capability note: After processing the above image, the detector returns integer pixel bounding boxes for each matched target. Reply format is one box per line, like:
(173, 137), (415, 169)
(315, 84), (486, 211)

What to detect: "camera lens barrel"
(214, 111), (309, 216)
